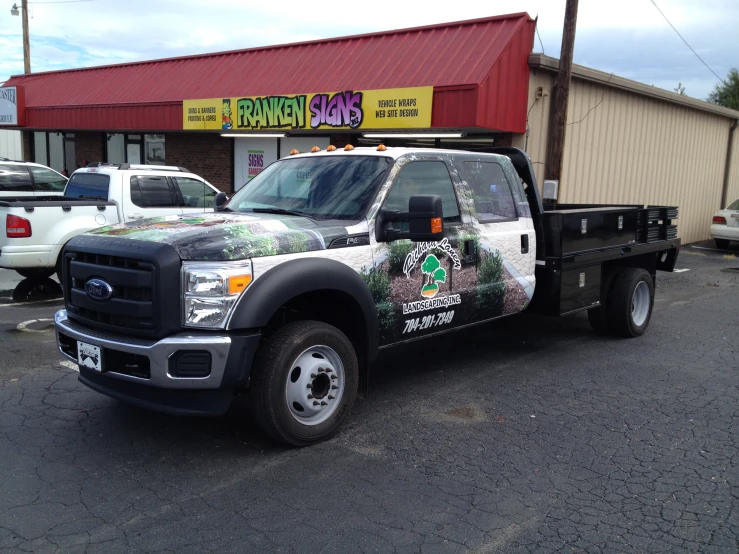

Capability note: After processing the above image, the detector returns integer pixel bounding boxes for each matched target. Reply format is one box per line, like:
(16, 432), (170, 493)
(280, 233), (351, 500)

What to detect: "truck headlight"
(182, 261), (252, 328)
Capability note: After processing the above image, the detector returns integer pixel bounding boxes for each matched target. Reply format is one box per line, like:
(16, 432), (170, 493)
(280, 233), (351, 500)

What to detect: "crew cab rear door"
(122, 174), (183, 221)
(458, 157), (536, 320)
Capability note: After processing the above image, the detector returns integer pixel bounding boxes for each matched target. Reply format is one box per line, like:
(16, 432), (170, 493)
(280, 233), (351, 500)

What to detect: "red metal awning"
(5, 13), (534, 133)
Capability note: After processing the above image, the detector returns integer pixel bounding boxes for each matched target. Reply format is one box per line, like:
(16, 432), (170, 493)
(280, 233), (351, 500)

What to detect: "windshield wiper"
(248, 207), (317, 221)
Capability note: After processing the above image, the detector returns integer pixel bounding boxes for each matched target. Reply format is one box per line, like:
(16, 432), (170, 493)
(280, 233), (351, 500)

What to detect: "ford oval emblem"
(85, 278), (113, 302)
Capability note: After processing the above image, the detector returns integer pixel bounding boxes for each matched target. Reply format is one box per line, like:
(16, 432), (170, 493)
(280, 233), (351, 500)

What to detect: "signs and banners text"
(183, 86), (433, 131)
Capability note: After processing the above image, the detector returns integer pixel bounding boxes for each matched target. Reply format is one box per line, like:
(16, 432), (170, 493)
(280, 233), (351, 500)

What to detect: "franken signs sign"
(0, 86), (25, 126)
(183, 86), (432, 131)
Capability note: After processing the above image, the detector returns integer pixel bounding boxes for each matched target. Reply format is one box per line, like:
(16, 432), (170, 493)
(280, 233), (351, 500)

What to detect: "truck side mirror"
(215, 192), (228, 209)
(375, 194), (444, 242)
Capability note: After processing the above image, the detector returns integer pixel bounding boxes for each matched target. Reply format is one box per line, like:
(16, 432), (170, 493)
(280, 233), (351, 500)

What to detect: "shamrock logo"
(420, 254), (446, 298)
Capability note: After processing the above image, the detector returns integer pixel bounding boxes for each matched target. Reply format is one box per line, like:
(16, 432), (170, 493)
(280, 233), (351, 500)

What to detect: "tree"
(674, 82), (686, 96)
(420, 254), (446, 298)
(707, 68), (739, 110)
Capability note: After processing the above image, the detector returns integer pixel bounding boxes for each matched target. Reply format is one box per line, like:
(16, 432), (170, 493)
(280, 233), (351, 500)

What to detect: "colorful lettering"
(309, 91), (364, 129)
(236, 95), (306, 129)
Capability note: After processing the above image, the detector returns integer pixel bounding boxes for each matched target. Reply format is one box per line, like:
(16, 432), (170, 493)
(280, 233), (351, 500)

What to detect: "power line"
(647, 0), (724, 84)
(534, 15), (545, 55)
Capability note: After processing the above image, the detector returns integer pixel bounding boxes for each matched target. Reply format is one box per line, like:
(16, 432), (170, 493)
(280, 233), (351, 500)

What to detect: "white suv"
(0, 162), (222, 279)
(0, 158), (68, 197)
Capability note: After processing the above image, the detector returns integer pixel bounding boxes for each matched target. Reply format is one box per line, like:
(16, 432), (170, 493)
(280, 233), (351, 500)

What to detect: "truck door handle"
(521, 234), (529, 254)
(128, 213), (144, 219)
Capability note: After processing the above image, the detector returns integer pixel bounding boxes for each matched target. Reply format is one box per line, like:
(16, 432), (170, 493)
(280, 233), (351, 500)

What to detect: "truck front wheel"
(249, 320), (359, 446)
(609, 268), (654, 337)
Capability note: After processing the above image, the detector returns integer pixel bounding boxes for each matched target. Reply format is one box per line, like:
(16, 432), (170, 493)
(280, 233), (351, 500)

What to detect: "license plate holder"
(77, 341), (102, 372)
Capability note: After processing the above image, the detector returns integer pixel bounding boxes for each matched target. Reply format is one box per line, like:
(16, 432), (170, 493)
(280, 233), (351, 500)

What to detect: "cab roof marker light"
(311, 146), (321, 153)
(377, 144), (387, 151)
(326, 145), (337, 151)
(344, 144), (355, 151)
(290, 149), (300, 155)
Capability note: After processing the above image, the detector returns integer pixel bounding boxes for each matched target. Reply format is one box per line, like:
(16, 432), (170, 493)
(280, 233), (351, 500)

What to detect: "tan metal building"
(518, 54), (739, 244)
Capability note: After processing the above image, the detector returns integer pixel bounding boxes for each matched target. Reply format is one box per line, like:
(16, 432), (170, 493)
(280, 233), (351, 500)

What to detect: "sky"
(0, 0), (736, 101)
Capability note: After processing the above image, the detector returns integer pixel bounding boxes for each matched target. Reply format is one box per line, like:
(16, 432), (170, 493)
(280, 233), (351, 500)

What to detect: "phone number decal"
(402, 310), (455, 334)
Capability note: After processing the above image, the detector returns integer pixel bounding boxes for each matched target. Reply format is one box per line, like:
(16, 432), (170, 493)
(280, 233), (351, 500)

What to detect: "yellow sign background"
(183, 86), (433, 131)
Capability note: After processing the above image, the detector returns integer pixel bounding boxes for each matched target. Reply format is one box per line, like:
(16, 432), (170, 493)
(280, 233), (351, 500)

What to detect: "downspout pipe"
(721, 119), (738, 209)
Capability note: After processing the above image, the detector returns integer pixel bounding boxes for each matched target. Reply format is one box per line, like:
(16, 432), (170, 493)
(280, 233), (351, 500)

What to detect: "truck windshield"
(64, 173), (111, 200)
(226, 156), (392, 220)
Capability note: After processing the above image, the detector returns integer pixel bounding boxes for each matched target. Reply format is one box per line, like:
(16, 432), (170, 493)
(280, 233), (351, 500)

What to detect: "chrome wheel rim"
(631, 281), (650, 327)
(285, 345), (345, 426)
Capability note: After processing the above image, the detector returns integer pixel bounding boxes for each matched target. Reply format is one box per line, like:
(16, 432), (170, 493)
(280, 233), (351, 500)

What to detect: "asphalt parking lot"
(0, 242), (737, 553)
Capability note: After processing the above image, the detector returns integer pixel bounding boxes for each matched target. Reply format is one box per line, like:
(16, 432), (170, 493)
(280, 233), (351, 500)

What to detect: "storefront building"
(1, 13), (535, 192)
(2, 12), (738, 242)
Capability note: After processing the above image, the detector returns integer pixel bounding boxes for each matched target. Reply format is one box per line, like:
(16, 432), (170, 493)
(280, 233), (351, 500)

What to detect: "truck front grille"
(67, 252), (156, 331)
(62, 236), (182, 339)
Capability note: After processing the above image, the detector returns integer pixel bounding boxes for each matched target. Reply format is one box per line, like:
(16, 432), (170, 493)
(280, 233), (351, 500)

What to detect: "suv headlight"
(182, 261), (252, 328)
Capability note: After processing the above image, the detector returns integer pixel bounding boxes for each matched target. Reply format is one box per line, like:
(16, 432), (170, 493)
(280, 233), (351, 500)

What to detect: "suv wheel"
(714, 238), (730, 249)
(250, 320), (358, 446)
(16, 268), (55, 280)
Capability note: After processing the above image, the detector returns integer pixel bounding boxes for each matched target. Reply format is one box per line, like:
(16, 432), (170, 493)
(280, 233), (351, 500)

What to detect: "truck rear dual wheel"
(249, 320), (359, 447)
(588, 268), (654, 338)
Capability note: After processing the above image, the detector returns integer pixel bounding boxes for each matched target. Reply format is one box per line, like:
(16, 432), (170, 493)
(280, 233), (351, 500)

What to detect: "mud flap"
(656, 247), (680, 272)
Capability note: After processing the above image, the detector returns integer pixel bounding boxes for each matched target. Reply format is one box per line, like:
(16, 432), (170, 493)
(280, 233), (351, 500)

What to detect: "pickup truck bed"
(489, 147), (680, 318)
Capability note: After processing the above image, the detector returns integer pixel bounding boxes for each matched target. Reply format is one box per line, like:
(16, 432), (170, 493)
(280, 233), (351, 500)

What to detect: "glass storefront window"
(145, 134), (165, 165)
(106, 134), (125, 164)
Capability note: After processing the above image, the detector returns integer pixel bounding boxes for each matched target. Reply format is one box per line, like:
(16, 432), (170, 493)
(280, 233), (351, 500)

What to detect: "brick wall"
(165, 133), (232, 193)
(75, 132), (104, 169)
(22, 131), (32, 162)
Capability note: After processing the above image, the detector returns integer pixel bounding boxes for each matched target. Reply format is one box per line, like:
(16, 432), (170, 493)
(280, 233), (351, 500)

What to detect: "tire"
(249, 320), (359, 446)
(609, 268), (654, 338)
(714, 238), (730, 249)
(15, 268), (55, 280)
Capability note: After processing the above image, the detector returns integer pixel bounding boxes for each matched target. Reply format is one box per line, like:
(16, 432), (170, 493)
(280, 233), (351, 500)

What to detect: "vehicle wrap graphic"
(84, 152), (536, 347)
(88, 213), (353, 261)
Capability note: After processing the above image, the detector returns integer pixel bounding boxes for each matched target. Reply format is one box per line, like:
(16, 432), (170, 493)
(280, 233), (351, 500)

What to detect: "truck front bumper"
(54, 310), (261, 416)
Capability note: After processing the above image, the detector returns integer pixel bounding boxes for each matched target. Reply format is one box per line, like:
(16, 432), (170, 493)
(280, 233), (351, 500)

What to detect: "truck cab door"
(171, 176), (218, 215)
(459, 158), (536, 321)
(374, 158), (470, 345)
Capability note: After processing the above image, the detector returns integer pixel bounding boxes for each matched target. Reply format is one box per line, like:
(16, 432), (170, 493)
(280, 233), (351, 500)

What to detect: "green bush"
(361, 265), (395, 336)
(475, 251), (506, 316)
(387, 240), (414, 273)
(361, 265), (392, 305)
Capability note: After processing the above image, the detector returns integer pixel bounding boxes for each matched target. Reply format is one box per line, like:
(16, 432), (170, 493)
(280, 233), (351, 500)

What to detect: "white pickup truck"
(0, 163), (223, 279)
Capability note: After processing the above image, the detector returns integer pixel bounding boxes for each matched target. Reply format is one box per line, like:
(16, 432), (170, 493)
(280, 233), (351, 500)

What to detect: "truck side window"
(130, 176), (177, 208)
(29, 166), (67, 192)
(0, 164), (33, 193)
(383, 161), (460, 222)
(463, 161), (517, 222)
(174, 177), (215, 207)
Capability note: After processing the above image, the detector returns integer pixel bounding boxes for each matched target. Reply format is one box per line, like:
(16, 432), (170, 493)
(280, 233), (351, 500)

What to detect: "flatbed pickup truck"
(0, 163), (220, 279)
(54, 146), (680, 446)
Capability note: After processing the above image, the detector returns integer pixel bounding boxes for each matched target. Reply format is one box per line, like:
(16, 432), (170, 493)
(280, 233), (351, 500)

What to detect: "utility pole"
(22, 0), (31, 74)
(545, 0), (579, 184)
